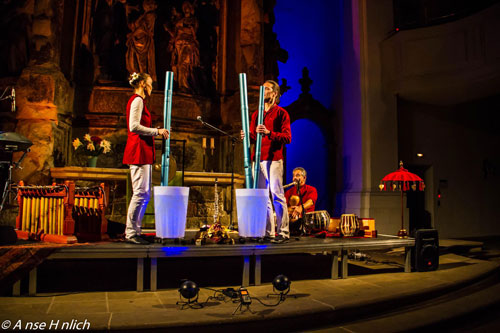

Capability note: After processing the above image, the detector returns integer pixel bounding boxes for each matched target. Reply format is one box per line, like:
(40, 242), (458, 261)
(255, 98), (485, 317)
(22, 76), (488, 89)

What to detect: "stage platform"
(3, 239), (500, 332)
(13, 234), (415, 296)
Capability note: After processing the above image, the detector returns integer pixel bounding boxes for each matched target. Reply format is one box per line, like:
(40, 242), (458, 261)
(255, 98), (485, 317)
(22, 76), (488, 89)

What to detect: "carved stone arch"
(283, 71), (337, 213)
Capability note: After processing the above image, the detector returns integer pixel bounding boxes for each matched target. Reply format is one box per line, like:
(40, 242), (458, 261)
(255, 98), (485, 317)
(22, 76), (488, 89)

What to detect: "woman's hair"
(265, 79), (281, 104)
(128, 72), (150, 88)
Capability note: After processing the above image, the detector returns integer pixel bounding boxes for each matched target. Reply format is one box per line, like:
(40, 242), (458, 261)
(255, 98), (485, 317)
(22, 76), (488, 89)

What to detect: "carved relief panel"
(88, 0), (219, 97)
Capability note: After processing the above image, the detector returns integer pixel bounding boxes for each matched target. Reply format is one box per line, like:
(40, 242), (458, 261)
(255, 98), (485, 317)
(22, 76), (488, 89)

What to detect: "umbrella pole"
(398, 189), (408, 238)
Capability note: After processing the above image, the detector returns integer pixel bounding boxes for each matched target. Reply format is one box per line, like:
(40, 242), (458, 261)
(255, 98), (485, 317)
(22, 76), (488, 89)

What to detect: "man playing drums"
(285, 167), (318, 235)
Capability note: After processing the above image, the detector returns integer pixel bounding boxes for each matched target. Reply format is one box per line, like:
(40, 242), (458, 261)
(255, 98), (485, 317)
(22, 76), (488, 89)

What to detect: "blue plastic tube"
(161, 71), (174, 186)
(252, 85), (265, 188)
(239, 73), (253, 189)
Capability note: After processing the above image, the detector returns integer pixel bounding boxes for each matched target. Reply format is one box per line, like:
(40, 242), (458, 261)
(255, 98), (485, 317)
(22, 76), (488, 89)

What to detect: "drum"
(304, 210), (330, 234)
(340, 214), (359, 237)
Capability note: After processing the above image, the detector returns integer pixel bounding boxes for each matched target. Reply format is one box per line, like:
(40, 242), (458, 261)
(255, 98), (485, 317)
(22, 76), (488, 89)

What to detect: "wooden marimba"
(16, 180), (77, 243)
(16, 181), (108, 243)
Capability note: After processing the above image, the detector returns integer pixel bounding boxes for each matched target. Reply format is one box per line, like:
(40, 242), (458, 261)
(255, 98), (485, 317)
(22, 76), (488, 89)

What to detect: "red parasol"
(379, 161), (425, 238)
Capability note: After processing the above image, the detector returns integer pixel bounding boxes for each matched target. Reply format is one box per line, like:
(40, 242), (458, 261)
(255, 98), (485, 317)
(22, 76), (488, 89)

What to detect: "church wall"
(381, 3), (500, 237)
(398, 97), (500, 238)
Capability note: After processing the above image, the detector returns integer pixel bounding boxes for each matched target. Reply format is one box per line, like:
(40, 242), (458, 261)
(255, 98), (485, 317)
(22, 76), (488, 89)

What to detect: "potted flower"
(72, 134), (112, 167)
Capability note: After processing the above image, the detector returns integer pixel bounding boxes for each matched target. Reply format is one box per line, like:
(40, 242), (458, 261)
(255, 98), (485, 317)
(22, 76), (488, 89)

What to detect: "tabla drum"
(304, 210), (330, 234)
(340, 214), (359, 237)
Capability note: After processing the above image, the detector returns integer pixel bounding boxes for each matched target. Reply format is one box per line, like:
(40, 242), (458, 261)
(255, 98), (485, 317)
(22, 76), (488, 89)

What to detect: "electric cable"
(251, 295), (284, 307)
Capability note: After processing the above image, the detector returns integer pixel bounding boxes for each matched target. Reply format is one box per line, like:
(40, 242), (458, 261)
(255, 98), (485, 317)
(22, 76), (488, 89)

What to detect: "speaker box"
(413, 229), (439, 272)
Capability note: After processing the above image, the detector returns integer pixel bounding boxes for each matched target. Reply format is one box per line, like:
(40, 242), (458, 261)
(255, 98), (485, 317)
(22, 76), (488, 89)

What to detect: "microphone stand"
(296, 182), (306, 235)
(197, 117), (241, 230)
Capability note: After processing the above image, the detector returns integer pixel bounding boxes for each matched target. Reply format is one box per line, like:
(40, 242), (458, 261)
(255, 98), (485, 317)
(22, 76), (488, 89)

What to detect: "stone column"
(13, 0), (74, 184)
(335, 0), (401, 234)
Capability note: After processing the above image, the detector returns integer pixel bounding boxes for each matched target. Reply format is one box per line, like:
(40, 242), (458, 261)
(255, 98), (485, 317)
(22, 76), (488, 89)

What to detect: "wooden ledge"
(50, 167), (129, 181)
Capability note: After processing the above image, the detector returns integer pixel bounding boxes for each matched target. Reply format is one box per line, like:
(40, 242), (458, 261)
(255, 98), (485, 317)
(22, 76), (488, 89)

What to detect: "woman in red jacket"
(123, 72), (169, 244)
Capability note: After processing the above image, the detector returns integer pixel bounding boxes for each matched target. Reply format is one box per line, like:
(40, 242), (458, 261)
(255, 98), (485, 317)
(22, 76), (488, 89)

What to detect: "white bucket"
(236, 188), (268, 238)
(154, 186), (190, 238)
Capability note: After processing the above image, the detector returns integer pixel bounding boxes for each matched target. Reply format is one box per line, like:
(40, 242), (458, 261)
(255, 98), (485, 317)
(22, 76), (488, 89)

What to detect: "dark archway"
(284, 68), (336, 213)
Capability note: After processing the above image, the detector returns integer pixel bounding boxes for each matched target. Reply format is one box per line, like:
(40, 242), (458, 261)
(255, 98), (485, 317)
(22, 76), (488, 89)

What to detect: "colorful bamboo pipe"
(239, 73), (253, 188)
(252, 85), (265, 188)
(161, 71), (174, 186)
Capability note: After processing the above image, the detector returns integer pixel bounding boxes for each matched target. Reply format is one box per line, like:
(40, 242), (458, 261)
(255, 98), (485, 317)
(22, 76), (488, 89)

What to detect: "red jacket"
(249, 104), (291, 161)
(285, 184), (318, 213)
(123, 95), (155, 165)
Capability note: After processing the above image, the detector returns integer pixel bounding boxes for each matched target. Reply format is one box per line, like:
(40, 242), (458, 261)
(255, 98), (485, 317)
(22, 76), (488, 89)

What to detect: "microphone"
(283, 181), (297, 189)
(11, 87), (15, 112)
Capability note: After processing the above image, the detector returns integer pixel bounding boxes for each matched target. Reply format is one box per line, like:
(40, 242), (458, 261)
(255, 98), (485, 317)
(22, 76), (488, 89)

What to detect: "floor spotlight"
(272, 274), (291, 294)
(268, 274), (296, 302)
(177, 280), (202, 309)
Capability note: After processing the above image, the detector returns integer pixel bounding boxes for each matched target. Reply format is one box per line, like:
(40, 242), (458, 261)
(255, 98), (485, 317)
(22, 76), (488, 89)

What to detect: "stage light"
(272, 274), (291, 293)
(176, 280), (202, 309)
(267, 274), (296, 303)
(417, 153), (423, 157)
(179, 280), (199, 300)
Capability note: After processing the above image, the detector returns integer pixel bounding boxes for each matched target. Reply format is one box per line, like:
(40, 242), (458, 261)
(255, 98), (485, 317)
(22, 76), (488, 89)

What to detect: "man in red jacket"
(246, 80), (292, 243)
(285, 167), (318, 235)
(123, 72), (169, 244)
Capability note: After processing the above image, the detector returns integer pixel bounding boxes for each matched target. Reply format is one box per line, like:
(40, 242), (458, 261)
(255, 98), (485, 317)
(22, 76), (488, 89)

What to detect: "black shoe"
(139, 234), (153, 243)
(263, 236), (275, 242)
(271, 235), (289, 244)
(126, 236), (149, 245)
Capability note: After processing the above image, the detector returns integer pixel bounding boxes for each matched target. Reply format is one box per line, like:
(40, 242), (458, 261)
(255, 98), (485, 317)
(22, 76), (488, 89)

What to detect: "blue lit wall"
(274, 0), (343, 210)
(287, 119), (328, 209)
(274, 0), (342, 108)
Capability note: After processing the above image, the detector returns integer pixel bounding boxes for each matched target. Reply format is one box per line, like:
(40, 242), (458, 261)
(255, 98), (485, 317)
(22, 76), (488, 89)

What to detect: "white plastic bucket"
(154, 186), (190, 238)
(236, 188), (268, 238)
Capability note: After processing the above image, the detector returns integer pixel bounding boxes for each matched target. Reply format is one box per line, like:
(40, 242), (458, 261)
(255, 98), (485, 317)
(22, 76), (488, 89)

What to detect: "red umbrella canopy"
(380, 161), (425, 192)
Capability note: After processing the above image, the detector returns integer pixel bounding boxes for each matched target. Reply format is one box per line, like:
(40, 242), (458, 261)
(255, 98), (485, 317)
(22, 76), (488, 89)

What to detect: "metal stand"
(176, 296), (203, 310)
(197, 117), (241, 229)
(165, 139), (186, 186)
(267, 287), (297, 302)
(0, 162), (13, 212)
(0, 150), (28, 212)
(232, 302), (255, 315)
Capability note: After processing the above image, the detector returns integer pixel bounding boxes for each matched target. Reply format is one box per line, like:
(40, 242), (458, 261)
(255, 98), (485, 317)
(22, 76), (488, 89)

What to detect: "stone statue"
(126, 0), (157, 83)
(165, 1), (200, 93)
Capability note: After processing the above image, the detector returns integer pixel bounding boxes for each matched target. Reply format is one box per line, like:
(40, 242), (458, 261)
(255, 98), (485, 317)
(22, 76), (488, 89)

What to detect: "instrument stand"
(0, 150), (28, 212)
(232, 302), (255, 315)
(197, 118), (241, 230)
(0, 162), (13, 213)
